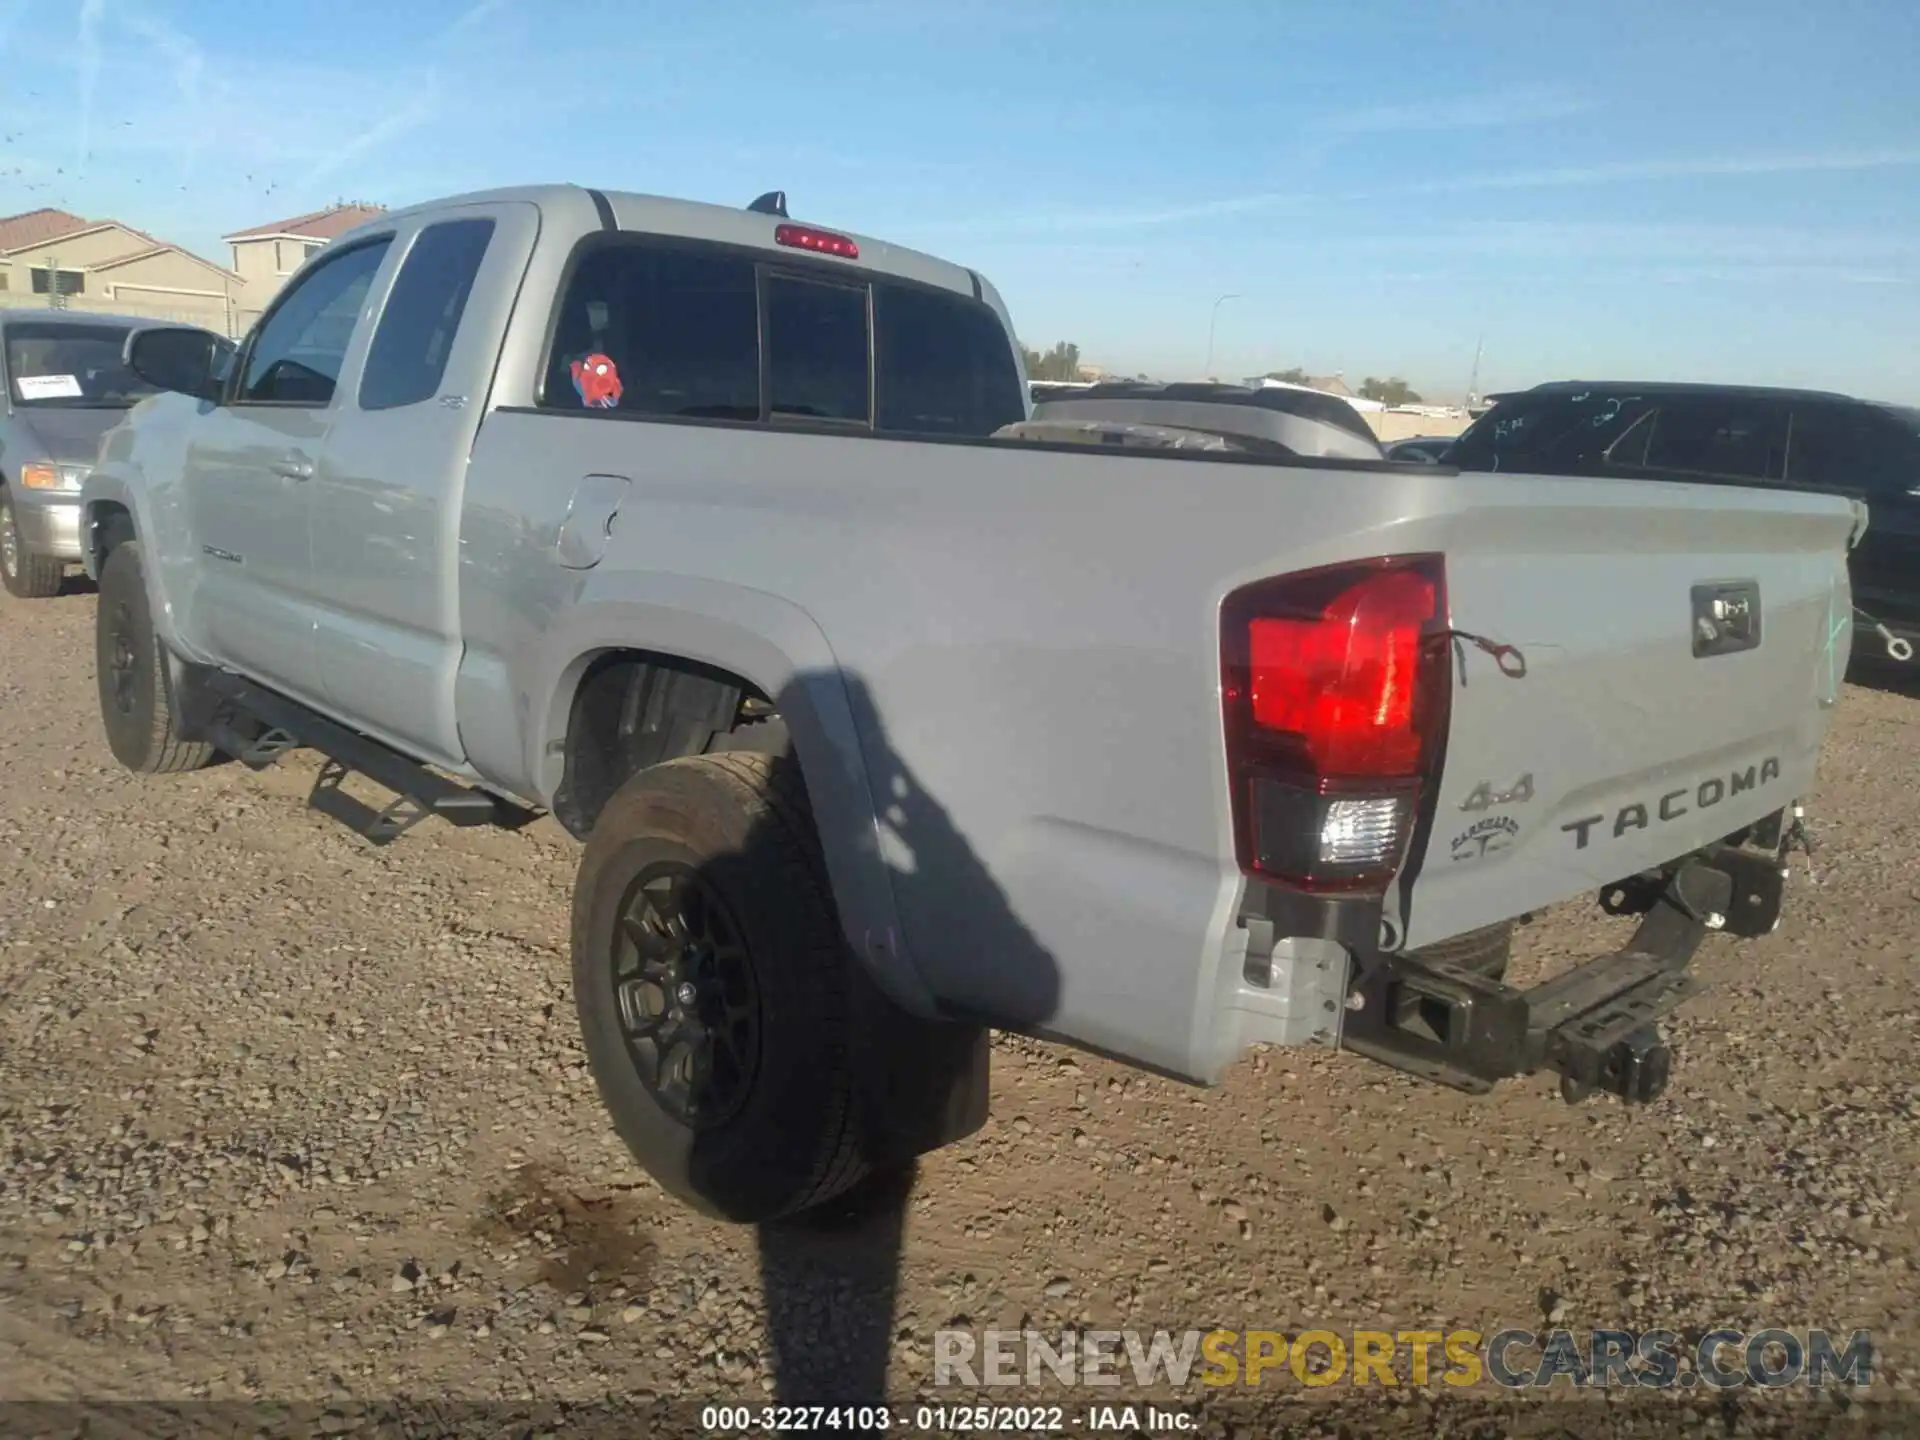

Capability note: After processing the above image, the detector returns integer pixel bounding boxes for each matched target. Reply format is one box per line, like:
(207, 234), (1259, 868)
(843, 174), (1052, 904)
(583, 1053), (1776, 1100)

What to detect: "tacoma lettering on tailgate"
(1561, 757), (1782, 850)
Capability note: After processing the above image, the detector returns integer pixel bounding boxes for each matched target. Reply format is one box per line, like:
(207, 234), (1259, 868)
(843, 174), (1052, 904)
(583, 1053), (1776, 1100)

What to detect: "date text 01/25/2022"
(701, 1404), (1153, 1432)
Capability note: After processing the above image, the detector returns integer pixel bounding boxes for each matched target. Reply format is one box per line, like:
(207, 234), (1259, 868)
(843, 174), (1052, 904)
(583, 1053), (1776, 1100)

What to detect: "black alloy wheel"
(610, 862), (761, 1130)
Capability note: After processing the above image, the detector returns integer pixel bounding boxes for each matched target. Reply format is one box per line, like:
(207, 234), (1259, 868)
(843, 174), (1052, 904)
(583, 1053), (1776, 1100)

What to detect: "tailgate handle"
(1691, 581), (1761, 658)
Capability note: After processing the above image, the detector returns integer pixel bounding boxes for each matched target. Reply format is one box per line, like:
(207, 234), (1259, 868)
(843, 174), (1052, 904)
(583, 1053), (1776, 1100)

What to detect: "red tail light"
(774, 223), (860, 259)
(1222, 556), (1449, 891)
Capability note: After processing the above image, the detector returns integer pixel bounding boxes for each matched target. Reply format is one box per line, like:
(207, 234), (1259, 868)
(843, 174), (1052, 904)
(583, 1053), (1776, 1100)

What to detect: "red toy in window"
(570, 352), (622, 409)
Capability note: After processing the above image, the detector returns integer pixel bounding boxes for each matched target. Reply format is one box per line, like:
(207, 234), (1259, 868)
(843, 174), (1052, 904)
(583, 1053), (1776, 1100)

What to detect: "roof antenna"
(747, 190), (789, 218)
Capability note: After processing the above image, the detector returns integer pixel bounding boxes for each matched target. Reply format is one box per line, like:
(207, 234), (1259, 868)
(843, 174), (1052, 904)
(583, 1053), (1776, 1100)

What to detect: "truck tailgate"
(1397, 476), (1860, 951)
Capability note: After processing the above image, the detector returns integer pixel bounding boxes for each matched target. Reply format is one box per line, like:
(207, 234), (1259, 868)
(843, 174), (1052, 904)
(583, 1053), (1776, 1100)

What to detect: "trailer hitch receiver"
(1341, 848), (1769, 1104)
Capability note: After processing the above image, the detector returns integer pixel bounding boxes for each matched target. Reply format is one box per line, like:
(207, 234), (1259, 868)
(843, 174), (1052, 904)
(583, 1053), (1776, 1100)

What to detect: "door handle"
(272, 456), (314, 481)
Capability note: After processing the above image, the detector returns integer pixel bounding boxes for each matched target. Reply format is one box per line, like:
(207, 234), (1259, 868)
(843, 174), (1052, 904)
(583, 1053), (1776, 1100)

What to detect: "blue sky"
(4, 0), (1918, 400)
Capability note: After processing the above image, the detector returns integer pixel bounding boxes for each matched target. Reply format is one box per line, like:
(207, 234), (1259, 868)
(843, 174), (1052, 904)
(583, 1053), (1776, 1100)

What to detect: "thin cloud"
(1350, 148), (1920, 200)
(446, 0), (508, 39)
(1261, 221), (1920, 289)
(924, 191), (1310, 238)
(294, 1), (506, 193)
(1314, 85), (1595, 137)
(1645, 267), (1913, 286)
(120, 5), (207, 184)
(949, 146), (1920, 240)
(0, 0), (28, 59)
(298, 75), (444, 190)
(75, 0), (105, 174)
(1338, 220), (1920, 267)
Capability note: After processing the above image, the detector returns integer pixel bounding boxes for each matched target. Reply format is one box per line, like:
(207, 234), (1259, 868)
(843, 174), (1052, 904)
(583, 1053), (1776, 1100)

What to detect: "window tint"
(1788, 405), (1915, 495)
(1449, 392), (1657, 473)
(358, 218), (494, 411)
(240, 239), (391, 405)
(542, 243), (759, 419)
(1641, 399), (1786, 481)
(875, 283), (1023, 437)
(766, 274), (869, 424)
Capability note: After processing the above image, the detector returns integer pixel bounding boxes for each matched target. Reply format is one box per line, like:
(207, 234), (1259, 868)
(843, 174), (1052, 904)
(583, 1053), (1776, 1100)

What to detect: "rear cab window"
(537, 234), (1023, 438)
(875, 284), (1027, 436)
(545, 245), (760, 420)
(765, 274), (870, 424)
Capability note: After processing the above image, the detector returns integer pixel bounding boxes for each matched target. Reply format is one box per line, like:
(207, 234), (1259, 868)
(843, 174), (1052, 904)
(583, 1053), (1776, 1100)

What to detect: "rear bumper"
(11, 496), (83, 561)
(1338, 840), (1788, 1105)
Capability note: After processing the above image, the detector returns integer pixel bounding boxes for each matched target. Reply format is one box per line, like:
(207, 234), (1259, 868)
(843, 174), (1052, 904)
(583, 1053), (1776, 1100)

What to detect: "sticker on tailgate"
(1449, 816), (1520, 863)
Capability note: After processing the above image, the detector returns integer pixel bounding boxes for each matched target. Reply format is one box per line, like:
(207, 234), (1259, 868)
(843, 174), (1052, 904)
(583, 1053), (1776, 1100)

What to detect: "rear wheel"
(95, 540), (214, 774)
(572, 752), (869, 1222)
(0, 488), (65, 599)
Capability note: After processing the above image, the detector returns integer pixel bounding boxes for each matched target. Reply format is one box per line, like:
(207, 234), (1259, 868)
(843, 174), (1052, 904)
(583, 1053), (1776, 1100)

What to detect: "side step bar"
(1342, 849), (1781, 1106)
(201, 670), (511, 845)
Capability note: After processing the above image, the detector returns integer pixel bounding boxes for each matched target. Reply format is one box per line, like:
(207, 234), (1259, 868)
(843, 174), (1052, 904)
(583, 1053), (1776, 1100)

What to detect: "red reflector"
(775, 223), (860, 259)
(1245, 565), (1438, 778)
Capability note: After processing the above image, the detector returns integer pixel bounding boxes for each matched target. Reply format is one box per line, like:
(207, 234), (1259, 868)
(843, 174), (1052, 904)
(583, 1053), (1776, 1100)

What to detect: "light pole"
(1204, 293), (1240, 380)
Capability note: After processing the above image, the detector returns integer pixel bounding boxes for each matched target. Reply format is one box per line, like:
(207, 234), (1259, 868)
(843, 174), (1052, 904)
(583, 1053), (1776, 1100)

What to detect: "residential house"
(1302, 374), (1356, 399)
(0, 208), (244, 334)
(223, 203), (386, 331)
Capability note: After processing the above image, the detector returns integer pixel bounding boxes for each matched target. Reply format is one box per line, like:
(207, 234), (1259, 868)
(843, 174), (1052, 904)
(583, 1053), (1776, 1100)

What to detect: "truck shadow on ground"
(716, 669), (1063, 1420)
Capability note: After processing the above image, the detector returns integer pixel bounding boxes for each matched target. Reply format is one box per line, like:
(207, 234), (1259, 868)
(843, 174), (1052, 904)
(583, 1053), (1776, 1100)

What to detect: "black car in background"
(1382, 435), (1458, 464)
(1448, 381), (1920, 665)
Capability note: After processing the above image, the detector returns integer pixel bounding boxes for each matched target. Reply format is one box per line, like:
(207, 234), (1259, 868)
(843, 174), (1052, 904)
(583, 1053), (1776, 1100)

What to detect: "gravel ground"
(2, 582), (1917, 1437)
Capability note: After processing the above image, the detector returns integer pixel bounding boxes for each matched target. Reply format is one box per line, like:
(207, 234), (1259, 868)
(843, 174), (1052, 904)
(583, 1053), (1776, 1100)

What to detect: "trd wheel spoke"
(609, 862), (762, 1130)
(615, 980), (665, 1038)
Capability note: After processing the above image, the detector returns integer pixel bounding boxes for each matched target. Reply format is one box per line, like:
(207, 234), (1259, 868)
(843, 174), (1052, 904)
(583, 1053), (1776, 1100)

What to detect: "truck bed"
(455, 414), (1860, 1079)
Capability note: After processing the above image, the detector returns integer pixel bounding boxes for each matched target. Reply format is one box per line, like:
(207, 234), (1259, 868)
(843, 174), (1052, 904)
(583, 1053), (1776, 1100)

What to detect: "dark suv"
(1448, 381), (1920, 664)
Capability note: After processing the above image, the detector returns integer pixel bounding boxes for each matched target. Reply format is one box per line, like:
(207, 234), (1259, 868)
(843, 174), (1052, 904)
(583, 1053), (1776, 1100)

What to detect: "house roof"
(1304, 374), (1355, 397)
(223, 203), (387, 242)
(0, 207), (92, 250)
(91, 244), (244, 282)
(0, 217), (168, 260)
(0, 209), (238, 284)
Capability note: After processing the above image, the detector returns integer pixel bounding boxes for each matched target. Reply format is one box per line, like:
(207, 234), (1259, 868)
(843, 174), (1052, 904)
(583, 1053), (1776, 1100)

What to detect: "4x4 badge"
(1460, 773), (1533, 812)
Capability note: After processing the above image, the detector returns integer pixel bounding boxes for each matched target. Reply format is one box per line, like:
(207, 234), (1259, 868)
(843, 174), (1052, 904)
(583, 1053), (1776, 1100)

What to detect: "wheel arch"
(532, 588), (932, 1016)
(78, 472), (198, 643)
(86, 498), (136, 569)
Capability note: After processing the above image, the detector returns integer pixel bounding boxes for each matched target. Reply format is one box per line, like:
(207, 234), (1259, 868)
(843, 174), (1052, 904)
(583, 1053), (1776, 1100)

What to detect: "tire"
(572, 751), (868, 1223)
(1409, 920), (1513, 981)
(95, 540), (214, 774)
(0, 487), (66, 599)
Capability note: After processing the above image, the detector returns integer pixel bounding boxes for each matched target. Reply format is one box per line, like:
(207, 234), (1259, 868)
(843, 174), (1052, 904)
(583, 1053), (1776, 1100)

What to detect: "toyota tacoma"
(79, 185), (1861, 1221)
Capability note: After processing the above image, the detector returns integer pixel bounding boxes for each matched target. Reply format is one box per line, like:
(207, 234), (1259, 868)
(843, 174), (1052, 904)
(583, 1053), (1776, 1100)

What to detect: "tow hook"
(1558, 1024), (1671, 1106)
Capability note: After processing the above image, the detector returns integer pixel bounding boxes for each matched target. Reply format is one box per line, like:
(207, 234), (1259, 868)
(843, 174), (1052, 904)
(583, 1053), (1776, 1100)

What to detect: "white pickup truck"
(81, 184), (1860, 1222)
